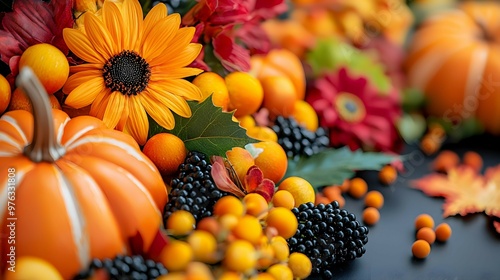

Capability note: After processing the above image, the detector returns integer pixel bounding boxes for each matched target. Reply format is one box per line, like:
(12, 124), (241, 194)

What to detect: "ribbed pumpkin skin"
(405, 2), (500, 134)
(0, 109), (168, 279)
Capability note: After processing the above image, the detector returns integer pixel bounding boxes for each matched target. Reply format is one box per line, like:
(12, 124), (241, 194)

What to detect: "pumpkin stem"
(16, 67), (65, 162)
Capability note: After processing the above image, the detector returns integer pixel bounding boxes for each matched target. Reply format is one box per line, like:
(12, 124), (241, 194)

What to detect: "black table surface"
(322, 134), (500, 280)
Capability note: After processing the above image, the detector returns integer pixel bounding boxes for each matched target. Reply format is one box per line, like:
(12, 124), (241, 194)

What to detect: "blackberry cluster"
(287, 202), (369, 279)
(73, 255), (167, 280)
(163, 151), (231, 222)
(271, 116), (330, 160)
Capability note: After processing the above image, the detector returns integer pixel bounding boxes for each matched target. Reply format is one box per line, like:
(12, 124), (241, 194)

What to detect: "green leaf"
(306, 38), (392, 94)
(282, 147), (399, 190)
(148, 96), (258, 157)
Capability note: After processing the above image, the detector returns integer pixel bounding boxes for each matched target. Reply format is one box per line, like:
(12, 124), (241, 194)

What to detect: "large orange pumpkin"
(405, 1), (500, 134)
(0, 68), (168, 279)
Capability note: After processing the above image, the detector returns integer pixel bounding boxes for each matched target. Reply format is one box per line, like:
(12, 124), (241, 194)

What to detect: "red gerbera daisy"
(306, 67), (402, 153)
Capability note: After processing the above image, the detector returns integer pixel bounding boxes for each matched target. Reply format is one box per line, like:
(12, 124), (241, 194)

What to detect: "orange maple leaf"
(412, 166), (500, 233)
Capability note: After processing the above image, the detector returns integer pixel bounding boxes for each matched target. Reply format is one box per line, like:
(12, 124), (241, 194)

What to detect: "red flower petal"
(211, 156), (246, 198)
(253, 178), (275, 202)
(244, 165), (264, 193)
(212, 31), (251, 72)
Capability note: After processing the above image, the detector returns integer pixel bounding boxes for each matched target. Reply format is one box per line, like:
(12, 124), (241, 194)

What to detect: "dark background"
(327, 134), (500, 280)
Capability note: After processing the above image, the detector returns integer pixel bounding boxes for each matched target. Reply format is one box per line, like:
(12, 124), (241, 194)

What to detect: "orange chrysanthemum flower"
(62, 0), (203, 145)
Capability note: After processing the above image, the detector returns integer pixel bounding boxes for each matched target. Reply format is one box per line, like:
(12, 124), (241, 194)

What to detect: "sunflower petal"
(160, 43), (202, 69)
(142, 14), (180, 61)
(63, 28), (105, 64)
(150, 27), (197, 67)
(121, 0), (143, 50)
(63, 69), (102, 94)
(65, 77), (106, 108)
(148, 83), (191, 117)
(102, 91), (126, 129)
(84, 12), (116, 58)
(126, 96), (149, 145)
(140, 92), (175, 130)
(116, 98), (129, 131)
(150, 67), (203, 80)
(143, 2), (167, 39)
(69, 63), (103, 74)
(102, 0), (125, 51)
(89, 89), (111, 119)
(157, 78), (203, 101)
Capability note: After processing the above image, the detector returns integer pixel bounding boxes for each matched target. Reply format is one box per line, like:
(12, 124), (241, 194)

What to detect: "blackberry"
(73, 255), (168, 280)
(164, 151), (232, 223)
(271, 116), (330, 160)
(287, 202), (369, 279)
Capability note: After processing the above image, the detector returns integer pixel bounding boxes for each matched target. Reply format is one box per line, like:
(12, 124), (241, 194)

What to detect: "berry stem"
(16, 67), (65, 162)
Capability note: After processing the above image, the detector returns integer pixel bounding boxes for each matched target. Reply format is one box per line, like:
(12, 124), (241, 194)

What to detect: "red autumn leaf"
(412, 165), (500, 233)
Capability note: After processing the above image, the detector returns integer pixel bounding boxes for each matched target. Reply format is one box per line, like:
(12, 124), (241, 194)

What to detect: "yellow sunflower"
(62, 0), (203, 145)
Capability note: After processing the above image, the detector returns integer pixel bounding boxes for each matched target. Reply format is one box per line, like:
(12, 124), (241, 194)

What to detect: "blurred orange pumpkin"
(0, 68), (167, 279)
(405, 1), (500, 134)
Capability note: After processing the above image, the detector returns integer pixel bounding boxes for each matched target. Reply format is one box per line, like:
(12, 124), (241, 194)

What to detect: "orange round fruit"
(0, 75), (11, 114)
(4, 257), (64, 280)
(246, 126), (278, 142)
(142, 133), (186, 177)
(266, 207), (298, 239)
(291, 100), (318, 132)
(8, 88), (61, 113)
(225, 71), (264, 117)
(260, 76), (297, 117)
(247, 141), (288, 184)
(411, 240), (431, 259)
(192, 72), (230, 111)
(18, 43), (69, 94)
(278, 177), (315, 207)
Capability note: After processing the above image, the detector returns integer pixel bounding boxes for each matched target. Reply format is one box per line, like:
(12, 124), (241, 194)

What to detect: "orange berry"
(288, 252), (312, 279)
(160, 241), (193, 271)
(186, 262), (215, 280)
(226, 71), (264, 117)
(232, 215), (264, 244)
(433, 150), (459, 173)
(219, 214), (240, 231)
(187, 230), (218, 263)
(272, 190), (296, 210)
(266, 263), (293, 280)
(261, 75), (297, 117)
(192, 72), (230, 111)
(256, 242), (275, 269)
(142, 133), (186, 174)
(238, 115), (256, 130)
(290, 100), (318, 132)
(166, 210), (195, 236)
(224, 240), (257, 273)
(322, 185), (341, 201)
(248, 141), (288, 184)
(348, 178), (368, 199)
(8, 87), (61, 113)
(435, 223), (452, 242)
(270, 236), (290, 262)
(277, 177), (315, 207)
(214, 196), (245, 217)
(411, 240), (431, 259)
(416, 227), (436, 244)
(219, 271), (243, 280)
(19, 43), (69, 94)
(463, 151), (483, 172)
(226, 147), (256, 184)
(362, 207), (380, 226)
(315, 193), (331, 206)
(266, 207), (298, 239)
(0, 75), (11, 114)
(378, 165), (397, 185)
(420, 134), (441, 155)
(196, 216), (221, 237)
(246, 126), (278, 142)
(415, 214), (435, 230)
(364, 190), (384, 209)
(243, 193), (269, 217)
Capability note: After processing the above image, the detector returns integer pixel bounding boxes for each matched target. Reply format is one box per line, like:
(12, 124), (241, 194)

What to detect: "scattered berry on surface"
(435, 223), (452, 242)
(415, 214), (434, 230)
(412, 240), (431, 259)
(416, 227), (436, 244)
(362, 207), (380, 226)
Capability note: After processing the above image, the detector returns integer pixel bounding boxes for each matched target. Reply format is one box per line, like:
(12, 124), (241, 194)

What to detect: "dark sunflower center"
(103, 50), (151, 96)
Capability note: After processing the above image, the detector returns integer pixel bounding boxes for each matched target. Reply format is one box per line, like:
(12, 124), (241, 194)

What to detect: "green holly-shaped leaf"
(148, 96), (258, 157)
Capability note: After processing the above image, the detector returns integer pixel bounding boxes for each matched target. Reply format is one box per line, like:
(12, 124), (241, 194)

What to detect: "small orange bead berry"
(416, 227), (436, 244)
(412, 240), (431, 259)
(272, 190), (296, 210)
(415, 214), (434, 230)
(379, 165), (397, 185)
(214, 196), (245, 217)
(348, 178), (368, 199)
(435, 223), (452, 242)
(463, 151), (483, 172)
(364, 190), (384, 209)
(362, 207), (380, 226)
(433, 150), (459, 173)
